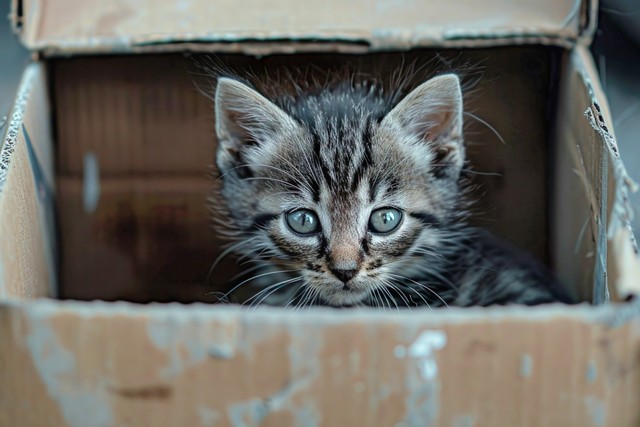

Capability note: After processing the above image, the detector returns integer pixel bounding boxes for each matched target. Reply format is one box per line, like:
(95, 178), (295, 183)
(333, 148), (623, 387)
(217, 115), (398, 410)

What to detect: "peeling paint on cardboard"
(214, 315), (323, 427)
(520, 354), (533, 378)
(407, 330), (447, 380)
(25, 313), (113, 427)
(584, 396), (607, 426)
(207, 343), (235, 359)
(370, 384), (392, 409)
(394, 344), (407, 358)
(452, 414), (476, 427)
(271, 323), (322, 427)
(399, 330), (447, 426)
(146, 312), (238, 378)
(586, 360), (597, 383)
(3, 299), (640, 425)
(198, 406), (221, 426)
(228, 398), (266, 427)
(290, 403), (321, 427)
(227, 381), (320, 427)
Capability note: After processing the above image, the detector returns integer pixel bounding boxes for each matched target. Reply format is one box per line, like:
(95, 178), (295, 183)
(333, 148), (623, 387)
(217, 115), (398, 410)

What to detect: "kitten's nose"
(330, 268), (358, 283)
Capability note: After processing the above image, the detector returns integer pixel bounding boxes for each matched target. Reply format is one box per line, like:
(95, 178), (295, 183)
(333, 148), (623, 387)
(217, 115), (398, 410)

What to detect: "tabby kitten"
(211, 74), (572, 308)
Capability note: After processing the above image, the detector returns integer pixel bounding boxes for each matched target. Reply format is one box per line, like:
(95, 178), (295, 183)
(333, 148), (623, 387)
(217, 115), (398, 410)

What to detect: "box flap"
(0, 63), (56, 300)
(553, 45), (640, 302)
(1, 300), (639, 427)
(570, 46), (640, 301)
(11, 0), (596, 55)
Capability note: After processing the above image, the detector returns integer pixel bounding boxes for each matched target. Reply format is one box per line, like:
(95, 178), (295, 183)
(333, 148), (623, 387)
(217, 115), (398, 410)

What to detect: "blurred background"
(1, 0), (638, 237)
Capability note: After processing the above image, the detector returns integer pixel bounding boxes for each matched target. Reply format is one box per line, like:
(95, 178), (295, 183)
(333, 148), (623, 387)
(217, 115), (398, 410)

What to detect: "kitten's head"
(213, 74), (466, 306)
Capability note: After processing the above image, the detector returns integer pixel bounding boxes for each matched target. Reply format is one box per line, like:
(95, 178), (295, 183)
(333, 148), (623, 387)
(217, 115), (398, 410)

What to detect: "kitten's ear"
(215, 78), (296, 174)
(382, 74), (464, 179)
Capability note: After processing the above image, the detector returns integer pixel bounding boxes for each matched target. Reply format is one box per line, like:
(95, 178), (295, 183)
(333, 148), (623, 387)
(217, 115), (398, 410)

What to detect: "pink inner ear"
(425, 110), (457, 142)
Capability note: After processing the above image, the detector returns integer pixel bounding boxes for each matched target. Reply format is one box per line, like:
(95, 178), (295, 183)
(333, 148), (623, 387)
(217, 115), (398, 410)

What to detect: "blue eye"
(369, 208), (403, 233)
(286, 209), (320, 235)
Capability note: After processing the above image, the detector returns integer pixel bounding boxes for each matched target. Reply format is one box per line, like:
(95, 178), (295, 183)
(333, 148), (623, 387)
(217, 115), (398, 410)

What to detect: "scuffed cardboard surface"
(12, 0), (595, 55)
(0, 301), (639, 427)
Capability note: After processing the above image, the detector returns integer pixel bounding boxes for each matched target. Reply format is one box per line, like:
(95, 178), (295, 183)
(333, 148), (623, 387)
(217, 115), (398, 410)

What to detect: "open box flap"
(574, 46), (640, 301)
(554, 46), (640, 301)
(10, 0), (596, 55)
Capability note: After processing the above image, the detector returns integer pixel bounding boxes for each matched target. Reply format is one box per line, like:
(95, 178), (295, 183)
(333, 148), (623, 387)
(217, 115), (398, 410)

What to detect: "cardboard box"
(1, 0), (640, 425)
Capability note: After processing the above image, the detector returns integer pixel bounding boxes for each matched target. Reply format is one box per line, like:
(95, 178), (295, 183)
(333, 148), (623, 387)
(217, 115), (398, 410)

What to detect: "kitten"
(210, 73), (573, 308)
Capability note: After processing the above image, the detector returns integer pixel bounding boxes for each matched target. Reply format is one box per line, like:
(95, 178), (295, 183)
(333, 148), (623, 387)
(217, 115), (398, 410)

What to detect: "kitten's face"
(214, 75), (465, 306)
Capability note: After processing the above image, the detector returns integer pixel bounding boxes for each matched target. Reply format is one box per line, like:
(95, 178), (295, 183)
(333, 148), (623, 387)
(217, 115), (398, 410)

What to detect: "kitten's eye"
(286, 209), (320, 235)
(369, 208), (403, 234)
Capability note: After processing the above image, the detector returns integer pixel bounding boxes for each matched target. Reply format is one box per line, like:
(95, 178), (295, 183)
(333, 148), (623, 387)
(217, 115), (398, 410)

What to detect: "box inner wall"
(50, 46), (564, 303)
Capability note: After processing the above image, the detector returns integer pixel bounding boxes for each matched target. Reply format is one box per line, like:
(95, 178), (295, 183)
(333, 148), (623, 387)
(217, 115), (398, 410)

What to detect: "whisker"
(292, 285), (313, 311)
(374, 287), (392, 311)
(300, 285), (319, 311)
(388, 273), (449, 308)
(371, 288), (385, 310)
(390, 280), (432, 309)
(247, 276), (303, 309)
(379, 285), (400, 311)
(463, 111), (506, 145)
(379, 279), (412, 310)
(206, 236), (262, 286)
(221, 269), (298, 302)
(284, 286), (304, 309)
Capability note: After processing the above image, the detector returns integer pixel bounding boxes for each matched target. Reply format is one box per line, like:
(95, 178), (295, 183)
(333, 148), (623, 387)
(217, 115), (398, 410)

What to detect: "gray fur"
(211, 75), (573, 308)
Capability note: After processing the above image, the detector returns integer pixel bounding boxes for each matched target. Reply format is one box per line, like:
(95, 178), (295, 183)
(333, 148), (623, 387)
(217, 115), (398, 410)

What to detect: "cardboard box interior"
(6, 0), (635, 310)
(4, 42), (636, 305)
(46, 46), (592, 304)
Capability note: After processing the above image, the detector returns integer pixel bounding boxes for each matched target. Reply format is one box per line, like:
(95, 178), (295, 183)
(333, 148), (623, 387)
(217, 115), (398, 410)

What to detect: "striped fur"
(210, 75), (573, 308)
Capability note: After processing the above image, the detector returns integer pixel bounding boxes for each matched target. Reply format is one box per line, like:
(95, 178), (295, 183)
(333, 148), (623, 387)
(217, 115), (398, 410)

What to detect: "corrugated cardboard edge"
(4, 38), (584, 57)
(10, 0), (598, 55)
(0, 63), (36, 193)
(573, 46), (640, 299)
(5, 296), (640, 326)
